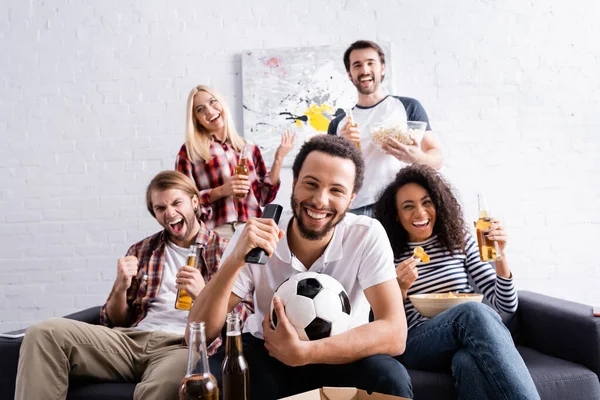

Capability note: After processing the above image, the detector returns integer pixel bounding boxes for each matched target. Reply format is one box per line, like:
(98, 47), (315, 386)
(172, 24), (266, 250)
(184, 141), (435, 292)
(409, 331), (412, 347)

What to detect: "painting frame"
(241, 42), (393, 166)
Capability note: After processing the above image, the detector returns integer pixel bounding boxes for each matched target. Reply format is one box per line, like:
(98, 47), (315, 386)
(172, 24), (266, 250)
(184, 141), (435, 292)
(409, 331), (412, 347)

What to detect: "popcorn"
(370, 121), (427, 148)
(434, 292), (459, 299)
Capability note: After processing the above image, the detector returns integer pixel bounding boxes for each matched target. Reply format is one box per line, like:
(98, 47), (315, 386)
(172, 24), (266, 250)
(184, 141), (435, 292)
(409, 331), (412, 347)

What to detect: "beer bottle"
(221, 312), (250, 400)
(234, 146), (249, 199)
(175, 244), (198, 310)
(347, 109), (360, 150)
(179, 322), (219, 400)
(474, 193), (502, 262)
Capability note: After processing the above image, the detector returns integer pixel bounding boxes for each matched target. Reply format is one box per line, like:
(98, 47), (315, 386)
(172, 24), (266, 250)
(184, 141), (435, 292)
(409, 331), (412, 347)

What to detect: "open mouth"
(209, 113), (221, 123)
(412, 219), (430, 228)
(305, 207), (331, 221)
(359, 75), (373, 85)
(168, 217), (185, 234)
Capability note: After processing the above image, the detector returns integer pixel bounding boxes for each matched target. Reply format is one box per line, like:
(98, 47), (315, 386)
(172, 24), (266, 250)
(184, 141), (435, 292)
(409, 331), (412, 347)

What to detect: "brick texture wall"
(1, 0), (599, 331)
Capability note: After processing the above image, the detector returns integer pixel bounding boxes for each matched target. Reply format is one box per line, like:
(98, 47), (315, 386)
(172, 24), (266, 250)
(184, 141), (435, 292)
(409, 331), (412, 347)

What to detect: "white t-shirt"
(332, 96), (431, 209)
(135, 241), (189, 335)
(222, 212), (397, 339)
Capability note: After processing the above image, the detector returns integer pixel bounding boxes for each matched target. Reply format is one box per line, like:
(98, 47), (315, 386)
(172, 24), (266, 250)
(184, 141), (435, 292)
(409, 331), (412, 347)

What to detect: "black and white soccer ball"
(269, 272), (351, 341)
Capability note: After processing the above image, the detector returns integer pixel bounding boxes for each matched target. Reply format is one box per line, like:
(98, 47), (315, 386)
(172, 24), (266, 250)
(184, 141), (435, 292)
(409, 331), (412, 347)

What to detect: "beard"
(352, 73), (382, 95)
(290, 194), (349, 241)
(163, 208), (198, 244)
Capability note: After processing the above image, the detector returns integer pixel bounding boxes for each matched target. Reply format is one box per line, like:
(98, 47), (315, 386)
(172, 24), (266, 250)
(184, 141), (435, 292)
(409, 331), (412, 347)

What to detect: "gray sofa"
(1, 290), (599, 399)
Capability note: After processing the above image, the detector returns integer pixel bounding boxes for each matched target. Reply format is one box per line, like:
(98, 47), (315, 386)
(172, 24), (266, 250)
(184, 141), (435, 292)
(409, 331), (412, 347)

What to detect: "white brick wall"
(1, 0), (599, 332)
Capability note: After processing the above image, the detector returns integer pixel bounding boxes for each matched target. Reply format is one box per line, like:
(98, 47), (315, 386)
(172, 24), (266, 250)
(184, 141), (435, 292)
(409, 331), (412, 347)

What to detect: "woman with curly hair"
(374, 164), (539, 400)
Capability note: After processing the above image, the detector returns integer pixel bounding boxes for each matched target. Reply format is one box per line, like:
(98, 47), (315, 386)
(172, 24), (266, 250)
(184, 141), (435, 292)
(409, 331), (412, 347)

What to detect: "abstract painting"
(242, 43), (393, 166)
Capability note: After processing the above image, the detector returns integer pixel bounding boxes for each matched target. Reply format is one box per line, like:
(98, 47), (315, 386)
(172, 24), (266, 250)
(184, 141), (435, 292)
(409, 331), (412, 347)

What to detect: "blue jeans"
(209, 333), (413, 400)
(399, 302), (540, 400)
(350, 204), (374, 217)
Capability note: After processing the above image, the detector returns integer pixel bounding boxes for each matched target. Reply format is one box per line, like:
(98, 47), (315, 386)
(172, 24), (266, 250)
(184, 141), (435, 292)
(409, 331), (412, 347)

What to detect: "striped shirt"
(99, 224), (253, 355)
(400, 234), (517, 330)
(176, 142), (280, 230)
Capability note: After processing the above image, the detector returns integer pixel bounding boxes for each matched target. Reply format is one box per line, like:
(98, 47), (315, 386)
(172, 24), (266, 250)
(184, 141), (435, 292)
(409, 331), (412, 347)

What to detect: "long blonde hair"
(184, 85), (246, 163)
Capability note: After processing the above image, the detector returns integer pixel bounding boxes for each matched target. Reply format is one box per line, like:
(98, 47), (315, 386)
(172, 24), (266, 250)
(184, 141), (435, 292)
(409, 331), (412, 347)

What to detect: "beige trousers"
(15, 318), (188, 400)
(213, 221), (245, 239)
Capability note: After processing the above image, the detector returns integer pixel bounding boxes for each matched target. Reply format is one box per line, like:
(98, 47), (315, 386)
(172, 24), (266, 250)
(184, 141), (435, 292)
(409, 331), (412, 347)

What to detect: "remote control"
(245, 204), (283, 265)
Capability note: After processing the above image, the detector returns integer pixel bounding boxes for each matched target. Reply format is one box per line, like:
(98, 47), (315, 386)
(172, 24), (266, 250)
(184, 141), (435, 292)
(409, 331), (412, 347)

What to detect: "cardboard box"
(280, 387), (411, 400)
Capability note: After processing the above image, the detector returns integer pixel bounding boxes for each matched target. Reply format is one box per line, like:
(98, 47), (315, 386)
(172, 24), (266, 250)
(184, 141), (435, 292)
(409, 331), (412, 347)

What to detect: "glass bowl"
(370, 120), (427, 148)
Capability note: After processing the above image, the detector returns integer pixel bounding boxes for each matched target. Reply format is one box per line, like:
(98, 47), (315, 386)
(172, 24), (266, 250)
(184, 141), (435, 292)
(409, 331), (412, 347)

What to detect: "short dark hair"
(373, 164), (468, 258)
(292, 135), (364, 194)
(343, 40), (386, 72)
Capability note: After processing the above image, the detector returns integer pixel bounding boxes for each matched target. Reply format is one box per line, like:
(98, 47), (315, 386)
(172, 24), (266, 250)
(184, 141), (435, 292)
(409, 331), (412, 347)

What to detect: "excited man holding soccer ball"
(189, 135), (411, 399)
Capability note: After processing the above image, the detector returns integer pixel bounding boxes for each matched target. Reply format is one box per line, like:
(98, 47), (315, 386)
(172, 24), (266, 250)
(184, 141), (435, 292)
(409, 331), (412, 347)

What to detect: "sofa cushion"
(518, 345), (600, 400)
(408, 368), (456, 400)
(407, 345), (600, 400)
(67, 382), (135, 400)
(34, 346), (600, 400)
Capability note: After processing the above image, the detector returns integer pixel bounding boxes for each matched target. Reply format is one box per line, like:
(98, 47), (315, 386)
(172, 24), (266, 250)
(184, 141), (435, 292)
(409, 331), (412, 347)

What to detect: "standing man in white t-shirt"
(189, 135), (412, 399)
(328, 40), (444, 217)
(14, 171), (251, 400)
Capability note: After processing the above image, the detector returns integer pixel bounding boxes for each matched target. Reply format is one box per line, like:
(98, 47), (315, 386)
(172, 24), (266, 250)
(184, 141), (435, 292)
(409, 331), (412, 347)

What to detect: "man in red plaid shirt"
(15, 171), (252, 400)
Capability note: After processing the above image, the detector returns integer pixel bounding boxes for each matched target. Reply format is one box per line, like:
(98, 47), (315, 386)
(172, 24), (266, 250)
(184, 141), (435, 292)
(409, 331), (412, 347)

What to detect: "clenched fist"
(229, 218), (284, 266)
(115, 256), (139, 293)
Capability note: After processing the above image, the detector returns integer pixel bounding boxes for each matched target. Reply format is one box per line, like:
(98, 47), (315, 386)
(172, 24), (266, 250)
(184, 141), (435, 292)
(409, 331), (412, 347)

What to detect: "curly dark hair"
(374, 164), (467, 258)
(292, 135), (364, 194)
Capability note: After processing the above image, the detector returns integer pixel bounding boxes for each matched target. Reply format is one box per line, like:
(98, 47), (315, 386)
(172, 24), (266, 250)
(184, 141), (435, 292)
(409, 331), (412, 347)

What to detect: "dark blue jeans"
(209, 333), (412, 400)
(399, 302), (540, 400)
(349, 204), (374, 217)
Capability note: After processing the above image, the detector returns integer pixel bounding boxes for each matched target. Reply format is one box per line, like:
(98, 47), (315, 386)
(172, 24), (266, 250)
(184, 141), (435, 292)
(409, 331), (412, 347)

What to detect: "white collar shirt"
(225, 212), (396, 339)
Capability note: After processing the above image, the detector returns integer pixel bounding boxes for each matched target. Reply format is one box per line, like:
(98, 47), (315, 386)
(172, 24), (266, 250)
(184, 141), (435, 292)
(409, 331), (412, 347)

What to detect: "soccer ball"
(270, 272), (352, 341)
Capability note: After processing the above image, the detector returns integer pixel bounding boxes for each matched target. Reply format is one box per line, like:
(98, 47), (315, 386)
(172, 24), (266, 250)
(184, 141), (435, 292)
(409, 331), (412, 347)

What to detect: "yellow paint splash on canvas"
(295, 104), (335, 132)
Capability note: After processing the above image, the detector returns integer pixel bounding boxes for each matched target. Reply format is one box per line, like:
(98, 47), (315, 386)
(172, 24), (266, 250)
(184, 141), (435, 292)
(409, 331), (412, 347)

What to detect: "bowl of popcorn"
(370, 120), (428, 149)
(408, 292), (483, 318)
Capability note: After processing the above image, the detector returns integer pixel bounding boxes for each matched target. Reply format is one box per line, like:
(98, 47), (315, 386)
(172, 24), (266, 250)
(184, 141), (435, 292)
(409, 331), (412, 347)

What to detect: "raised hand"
(275, 129), (296, 160)
(229, 217), (284, 266)
(486, 218), (508, 253)
(115, 256), (139, 293)
(340, 118), (361, 147)
(396, 257), (420, 295)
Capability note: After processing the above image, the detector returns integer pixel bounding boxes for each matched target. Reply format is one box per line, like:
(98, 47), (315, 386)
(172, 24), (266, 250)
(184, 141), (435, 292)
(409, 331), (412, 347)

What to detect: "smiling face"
(395, 183), (437, 242)
(291, 151), (356, 241)
(193, 90), (225, 136)
(347, 47), (385, 96)
(151, 188), (200, 247)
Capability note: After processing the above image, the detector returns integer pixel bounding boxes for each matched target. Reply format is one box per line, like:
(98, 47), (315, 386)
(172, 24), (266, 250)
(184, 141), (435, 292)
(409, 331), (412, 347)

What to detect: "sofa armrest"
(64, 306), (102, 325)
(0, 306), (102, 399)
(0, 333), (24, 398)
(516, 290), (600, 376)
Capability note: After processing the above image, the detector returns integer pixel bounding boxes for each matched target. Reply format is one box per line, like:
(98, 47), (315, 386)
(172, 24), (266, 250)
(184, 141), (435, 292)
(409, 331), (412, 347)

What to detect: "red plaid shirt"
(175, 141), (280, 229)
(99, 223), (253, 355)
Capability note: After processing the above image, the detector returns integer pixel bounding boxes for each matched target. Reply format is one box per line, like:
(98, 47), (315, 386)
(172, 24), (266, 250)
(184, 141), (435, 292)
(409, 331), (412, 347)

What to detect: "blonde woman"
(176, 85), (295, 238)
